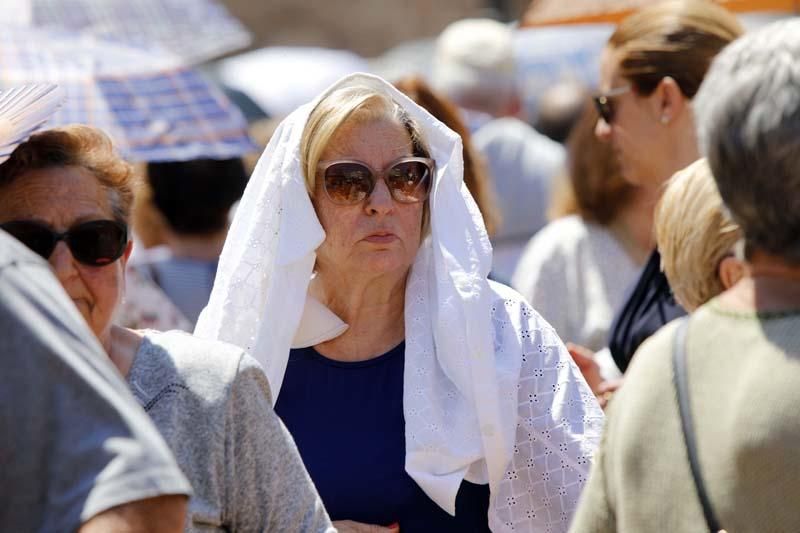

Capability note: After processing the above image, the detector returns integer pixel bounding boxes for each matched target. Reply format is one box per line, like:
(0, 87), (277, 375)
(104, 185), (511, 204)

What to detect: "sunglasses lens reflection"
(386, 161), (431, 203)
(323, 159), (433, 205)
(324, 163), (373, 204)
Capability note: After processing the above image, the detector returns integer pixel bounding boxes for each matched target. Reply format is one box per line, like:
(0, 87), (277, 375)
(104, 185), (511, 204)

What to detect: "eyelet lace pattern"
(488, 290), (602, 531)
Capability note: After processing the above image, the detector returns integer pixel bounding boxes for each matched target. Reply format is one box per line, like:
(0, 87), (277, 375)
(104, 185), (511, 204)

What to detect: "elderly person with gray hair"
(431, 18), (565, 284)
(570, 18), (800, 533)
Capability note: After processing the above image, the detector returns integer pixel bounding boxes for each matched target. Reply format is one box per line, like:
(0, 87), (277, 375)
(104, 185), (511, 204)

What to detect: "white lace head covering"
(195, 73), (518, 518)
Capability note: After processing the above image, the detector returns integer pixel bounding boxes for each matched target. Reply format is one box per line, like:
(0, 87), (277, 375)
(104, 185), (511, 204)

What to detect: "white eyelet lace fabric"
(195, 73), (603, 532)
(405, 245), (603, 531)
(486, 283), (603, 531)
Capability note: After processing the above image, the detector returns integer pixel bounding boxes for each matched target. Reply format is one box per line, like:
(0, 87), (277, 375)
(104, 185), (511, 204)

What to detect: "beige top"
(569, 298), (800, 532)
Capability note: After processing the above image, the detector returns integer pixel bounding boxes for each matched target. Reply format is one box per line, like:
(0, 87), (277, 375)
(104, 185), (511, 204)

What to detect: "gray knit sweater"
(127, 330), (334, 532)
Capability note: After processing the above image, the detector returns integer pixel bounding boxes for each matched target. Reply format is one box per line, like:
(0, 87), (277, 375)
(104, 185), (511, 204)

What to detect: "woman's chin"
(358, 252), (412, 277)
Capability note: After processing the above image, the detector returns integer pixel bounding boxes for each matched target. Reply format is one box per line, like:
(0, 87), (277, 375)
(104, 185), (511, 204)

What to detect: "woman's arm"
(489, 290), (604, 532)
(224, 354), (335, 533)
(79, 495), (188, 533)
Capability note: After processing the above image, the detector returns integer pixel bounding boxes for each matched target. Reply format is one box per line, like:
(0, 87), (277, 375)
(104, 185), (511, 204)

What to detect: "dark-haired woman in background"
(595, 0), (742, 374)
(122, 158), (249, 330)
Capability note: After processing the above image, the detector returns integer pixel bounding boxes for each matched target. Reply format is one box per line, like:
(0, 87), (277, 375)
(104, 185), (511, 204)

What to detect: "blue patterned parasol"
(6, 0), (251, 66)
(0, 27), (256, 162)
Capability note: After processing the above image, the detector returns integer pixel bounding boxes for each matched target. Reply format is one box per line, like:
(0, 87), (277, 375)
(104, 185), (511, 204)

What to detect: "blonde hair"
(655, 158), (741, 310)
(300, 85), (430, 193)
(0, 125), (137, 224)
(609, 0), (743, 98)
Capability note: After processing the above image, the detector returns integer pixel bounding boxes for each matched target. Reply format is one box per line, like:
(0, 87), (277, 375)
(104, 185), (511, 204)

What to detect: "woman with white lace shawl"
(195, 73), (603, 532)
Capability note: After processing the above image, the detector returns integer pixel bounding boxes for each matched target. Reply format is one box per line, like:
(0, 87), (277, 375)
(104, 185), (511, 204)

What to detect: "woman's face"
(595, 47), (668, 187)
(312, 118), (424, 281)
(0, 166), (131, 343)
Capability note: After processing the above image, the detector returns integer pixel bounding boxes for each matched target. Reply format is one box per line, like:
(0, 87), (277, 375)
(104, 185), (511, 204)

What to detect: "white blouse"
(512, 215), (640, 352)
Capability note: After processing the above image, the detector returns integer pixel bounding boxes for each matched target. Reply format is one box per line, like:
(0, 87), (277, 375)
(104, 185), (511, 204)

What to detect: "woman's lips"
(364, 233), (397, 244)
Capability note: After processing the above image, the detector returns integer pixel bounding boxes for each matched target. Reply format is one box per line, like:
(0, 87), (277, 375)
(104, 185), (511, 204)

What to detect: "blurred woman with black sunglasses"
(0, 125), (333, 533)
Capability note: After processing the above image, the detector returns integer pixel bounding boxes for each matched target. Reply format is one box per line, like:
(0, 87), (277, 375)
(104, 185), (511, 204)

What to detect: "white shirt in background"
(512, 215), (639, 352)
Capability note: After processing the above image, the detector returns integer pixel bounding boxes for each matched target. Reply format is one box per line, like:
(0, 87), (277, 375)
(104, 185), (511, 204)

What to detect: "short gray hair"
(430, 18), (517, 116)
(694, 19), (800, 262)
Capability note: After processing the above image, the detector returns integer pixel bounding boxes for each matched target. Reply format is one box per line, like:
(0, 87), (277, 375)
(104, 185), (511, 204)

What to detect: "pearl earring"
(660, 115), (670, 124)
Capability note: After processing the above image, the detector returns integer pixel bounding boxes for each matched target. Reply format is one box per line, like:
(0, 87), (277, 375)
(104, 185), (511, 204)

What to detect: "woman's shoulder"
(487, 280), (557, 333)
(517, 215), (595, 264)
(514, 221), (600, 296)
(617, 319), (684, 402)
(133, 330), (256, 402)
(534, 215), (591, 244)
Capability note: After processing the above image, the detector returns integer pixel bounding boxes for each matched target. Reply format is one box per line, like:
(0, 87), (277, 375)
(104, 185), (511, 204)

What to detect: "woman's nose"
(364, 178), (394, 214)
(595, 117), (612, 141)
(49, 241), (79, 282)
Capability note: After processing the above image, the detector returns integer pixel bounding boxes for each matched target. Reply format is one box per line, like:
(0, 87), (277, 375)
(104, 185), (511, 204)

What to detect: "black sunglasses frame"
(1, 219), (128, 266)
(593, 85), (631, 124)
(317, 156), (435, 206)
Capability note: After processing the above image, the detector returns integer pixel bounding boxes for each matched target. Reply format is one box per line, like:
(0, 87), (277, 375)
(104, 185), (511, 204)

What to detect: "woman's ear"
(122, 239), (134, 264)
(652, 76), (685, 125)
(119, 240), (134, 292)
(718, 255), (747, 290)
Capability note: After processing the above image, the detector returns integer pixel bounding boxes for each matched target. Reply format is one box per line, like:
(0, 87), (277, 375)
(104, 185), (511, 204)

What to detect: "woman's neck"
(103, 325), (144, 378)
(310, 269), (407, 362)
(718, 251), (800, 313)
(658, 113), (701, 186)
(609, 186), (661, 266)
(164, 228), (227, 261)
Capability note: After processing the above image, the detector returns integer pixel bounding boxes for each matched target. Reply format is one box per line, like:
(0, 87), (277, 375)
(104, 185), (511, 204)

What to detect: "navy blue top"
(608, 249), (687, 372)
(274, 342), (490, 532)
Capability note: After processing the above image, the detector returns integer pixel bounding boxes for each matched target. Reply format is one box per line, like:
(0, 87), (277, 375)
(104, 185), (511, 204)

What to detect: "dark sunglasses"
(593, 85), (631, 124)
(1, 219), (128, 266)
(317, 156), (434, 206)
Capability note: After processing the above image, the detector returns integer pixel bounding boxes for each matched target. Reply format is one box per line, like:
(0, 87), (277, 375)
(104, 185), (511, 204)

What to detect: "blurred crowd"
(3, 1), (800, 532)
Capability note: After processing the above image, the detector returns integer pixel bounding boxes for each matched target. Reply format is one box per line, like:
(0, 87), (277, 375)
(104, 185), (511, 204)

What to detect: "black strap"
(672, 317), (724, 533)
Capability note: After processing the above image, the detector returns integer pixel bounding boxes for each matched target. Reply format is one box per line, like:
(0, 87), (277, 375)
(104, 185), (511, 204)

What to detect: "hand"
(596, 378), (624, 409)
(566, 343), (623, 409)
(566, 343), (603, 393)
(333, 520), (400, 533)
